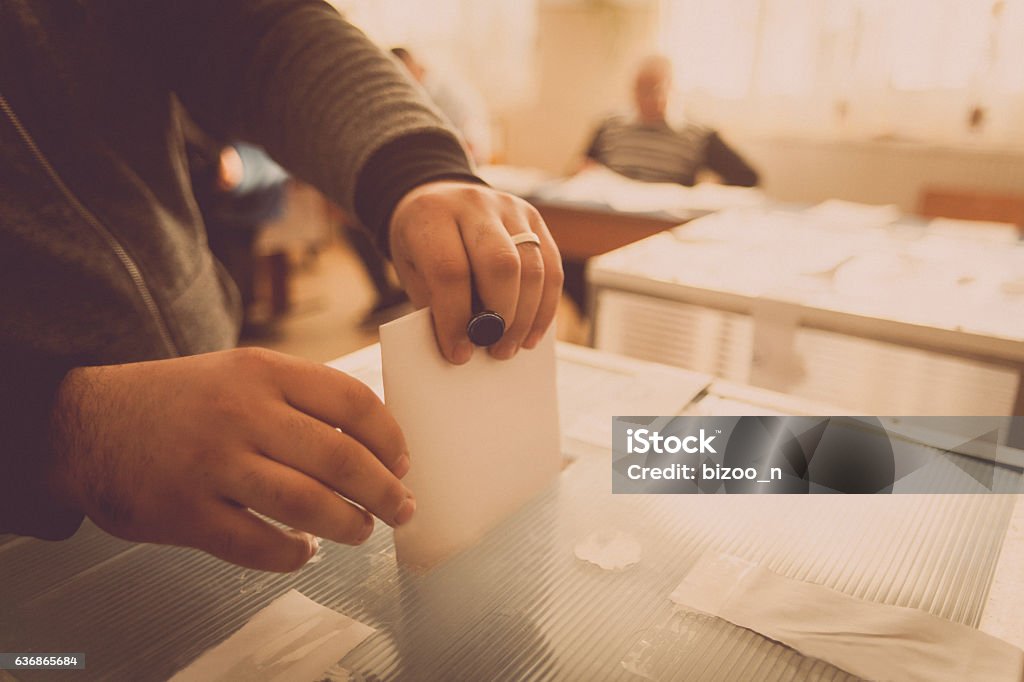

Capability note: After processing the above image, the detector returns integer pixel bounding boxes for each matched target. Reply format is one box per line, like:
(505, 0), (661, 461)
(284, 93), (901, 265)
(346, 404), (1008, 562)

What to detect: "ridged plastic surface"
(1, 453), (1016, 681)
(1, 349), (1018, 680)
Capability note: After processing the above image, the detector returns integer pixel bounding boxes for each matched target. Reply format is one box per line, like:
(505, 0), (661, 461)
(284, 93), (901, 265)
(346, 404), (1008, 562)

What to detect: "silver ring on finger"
(510, 231), (541, 248)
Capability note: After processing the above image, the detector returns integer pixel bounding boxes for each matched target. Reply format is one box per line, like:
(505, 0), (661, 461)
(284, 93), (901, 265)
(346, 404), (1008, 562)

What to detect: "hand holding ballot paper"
(388, 181), (564, 364)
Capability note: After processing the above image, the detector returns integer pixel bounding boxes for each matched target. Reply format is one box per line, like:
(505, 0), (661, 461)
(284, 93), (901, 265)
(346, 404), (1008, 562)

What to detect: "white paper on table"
(602, 179), (694, 213)
(542, 166), (764, 215)
(538, 166), (686, 213)
(380, 308), (561, 568)
(682, 182), (765, 211)
(536, 166), (625, 205)
(670, 553), (1024, 682)
(170, 590), (374, 682)
(475, 164), (553, 197)
(805, 198), (901, 229)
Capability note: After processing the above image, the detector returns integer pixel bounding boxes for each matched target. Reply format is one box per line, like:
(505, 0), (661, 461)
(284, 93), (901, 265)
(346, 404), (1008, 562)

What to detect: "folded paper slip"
(670, 553), (1024, 682)
(170, 590), (374, 681)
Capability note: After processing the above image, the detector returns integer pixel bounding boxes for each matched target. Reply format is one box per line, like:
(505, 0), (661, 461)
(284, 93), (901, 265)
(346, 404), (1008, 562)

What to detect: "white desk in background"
(0, 343), (1021, 681)
(588, 206), (1024, 418)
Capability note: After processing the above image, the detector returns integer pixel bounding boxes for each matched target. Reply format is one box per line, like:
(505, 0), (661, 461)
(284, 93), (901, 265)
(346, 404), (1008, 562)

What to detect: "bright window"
(658, 0), (1024, 144)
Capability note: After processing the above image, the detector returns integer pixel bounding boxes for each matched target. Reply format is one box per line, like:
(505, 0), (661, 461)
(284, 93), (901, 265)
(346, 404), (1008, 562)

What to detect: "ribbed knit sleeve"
(120, 0), (478, 243)
(0, 346), (83, 539)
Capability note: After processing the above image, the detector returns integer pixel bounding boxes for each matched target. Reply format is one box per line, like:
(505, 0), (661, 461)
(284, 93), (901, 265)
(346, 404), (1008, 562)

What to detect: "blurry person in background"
(187, 131), (290, 336)
(582, 55), (759, 188)
(391, 47), (492, 166)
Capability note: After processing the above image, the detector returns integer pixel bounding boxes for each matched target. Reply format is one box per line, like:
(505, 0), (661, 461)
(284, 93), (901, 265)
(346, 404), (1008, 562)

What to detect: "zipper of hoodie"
(0, 91), (178, 357)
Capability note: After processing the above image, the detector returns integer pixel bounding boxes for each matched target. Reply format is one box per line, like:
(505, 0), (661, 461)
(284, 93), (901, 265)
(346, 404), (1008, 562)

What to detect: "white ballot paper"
(380, 308), (561, 568)
(170, 590), (375, 682)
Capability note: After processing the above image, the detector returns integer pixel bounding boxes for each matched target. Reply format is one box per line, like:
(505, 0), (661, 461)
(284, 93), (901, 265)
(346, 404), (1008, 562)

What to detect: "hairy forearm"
(47, 367), (123, 531)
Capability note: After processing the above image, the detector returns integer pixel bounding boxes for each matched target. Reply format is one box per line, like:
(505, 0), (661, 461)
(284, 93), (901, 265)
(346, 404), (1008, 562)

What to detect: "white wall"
(731, 135), (1024, 212)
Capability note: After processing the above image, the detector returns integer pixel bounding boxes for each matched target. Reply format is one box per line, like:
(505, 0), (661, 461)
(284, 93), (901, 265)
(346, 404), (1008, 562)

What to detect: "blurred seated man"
(583, 55), (759, 187)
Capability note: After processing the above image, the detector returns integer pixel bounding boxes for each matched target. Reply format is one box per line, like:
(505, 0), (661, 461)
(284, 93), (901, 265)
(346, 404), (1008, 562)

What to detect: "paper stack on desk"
(380, 308), (561, 568)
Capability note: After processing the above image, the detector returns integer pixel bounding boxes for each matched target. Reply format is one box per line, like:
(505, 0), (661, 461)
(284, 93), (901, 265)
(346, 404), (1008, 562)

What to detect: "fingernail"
(355, 514), (374, 544)
(308, 535), (320, 556)
(394, 453), (411, 479)
(494, 343), (517, 360)
(454, 341), (473, 364)
(524, 332), (541, 349)
(394, 497), (417, 526)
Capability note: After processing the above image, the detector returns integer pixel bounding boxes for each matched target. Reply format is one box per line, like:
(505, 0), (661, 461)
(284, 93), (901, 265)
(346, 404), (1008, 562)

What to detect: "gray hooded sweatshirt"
(0, 0), (478, 539)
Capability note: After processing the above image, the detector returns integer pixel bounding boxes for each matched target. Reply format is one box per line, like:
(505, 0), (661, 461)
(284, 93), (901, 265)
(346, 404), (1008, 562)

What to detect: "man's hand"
(48, 348), (413, 572)
(389, 182), (564, 364)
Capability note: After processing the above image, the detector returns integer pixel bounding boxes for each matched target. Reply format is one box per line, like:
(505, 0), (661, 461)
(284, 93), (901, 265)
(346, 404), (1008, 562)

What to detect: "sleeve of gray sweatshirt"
(119, 0), (480, 251)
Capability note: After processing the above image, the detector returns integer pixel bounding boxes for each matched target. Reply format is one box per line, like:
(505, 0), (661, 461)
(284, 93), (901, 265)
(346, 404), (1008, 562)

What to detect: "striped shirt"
(585, 115), (758, 187)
